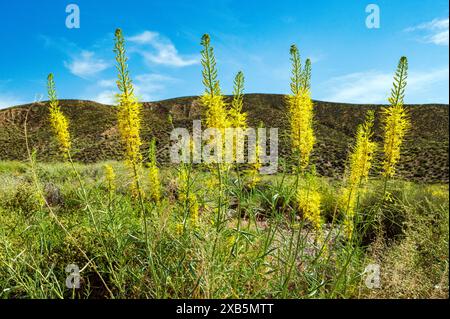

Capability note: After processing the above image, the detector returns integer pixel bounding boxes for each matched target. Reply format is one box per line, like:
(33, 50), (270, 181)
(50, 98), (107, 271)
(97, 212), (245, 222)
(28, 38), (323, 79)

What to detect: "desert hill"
(0, 94), (448, 182)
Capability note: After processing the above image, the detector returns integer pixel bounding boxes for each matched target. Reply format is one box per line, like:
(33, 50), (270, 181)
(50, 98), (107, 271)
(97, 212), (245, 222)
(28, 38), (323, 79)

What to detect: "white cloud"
(40, 36), (111, 78)
(324, 71), (391, 104)
(428, 30), (449, 46)
(0, 94), (25, 109)
(93, 90), (116, 105)
(128, 31), (199, 67)
(134, 73), (175, 100)
(127, 31), (159, 44)
(405, 18), (449, 46)
(323, 67), (449, 104)
(0, 80), (25, 109)
(92, 73), (175, 104)
(98, 79), (116, 88)
(64, 50), (109, 79)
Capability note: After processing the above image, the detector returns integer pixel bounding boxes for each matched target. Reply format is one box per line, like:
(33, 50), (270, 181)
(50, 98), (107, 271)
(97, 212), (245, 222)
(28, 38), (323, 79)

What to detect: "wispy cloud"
(40, 35), (111, 79)
(93, 90), (116, 105)
(92, 73), (175, 104)
(128, 31), (199, 67)
(0, 80), (25, 109)
(64, 51), (109, 79)
(98, 79), (116, 88)
(0, 94), (25, 109)
(405, 17), (449, 46)
(323, 71), (391, 104)
(323, 67), (449, 104)
(134, 73), (175, 100)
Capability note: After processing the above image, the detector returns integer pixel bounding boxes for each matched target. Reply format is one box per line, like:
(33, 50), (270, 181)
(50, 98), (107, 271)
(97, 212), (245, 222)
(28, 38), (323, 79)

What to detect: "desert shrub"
(5, 181), (42, 214)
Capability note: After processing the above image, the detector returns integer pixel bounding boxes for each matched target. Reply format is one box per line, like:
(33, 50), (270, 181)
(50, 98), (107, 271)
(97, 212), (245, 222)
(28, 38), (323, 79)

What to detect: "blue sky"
(0, 0), (448, 108)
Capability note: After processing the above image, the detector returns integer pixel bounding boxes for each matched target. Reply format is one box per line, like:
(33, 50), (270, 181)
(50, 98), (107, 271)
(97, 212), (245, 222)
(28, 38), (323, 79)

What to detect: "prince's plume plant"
(229, 71), (247, 129)
(114, 28), (143, 195)
(287, 45), (322, 230)
(200, 34), (230, 134)
(296, 172), (322, 230)
(199, 34), (231, 240)
(104, 164), (116, 194)
(178, 163), (200, 232)
(248, 122), (263, 188)
(340, 110), (377, 238)
(114, 29), (151, 259)
(287, 45), (315, 171)
(148, 138), (161, 203)
(382, 56), (410, 180)
(229, 71), (249, 175)
(47, 73), (71, 158)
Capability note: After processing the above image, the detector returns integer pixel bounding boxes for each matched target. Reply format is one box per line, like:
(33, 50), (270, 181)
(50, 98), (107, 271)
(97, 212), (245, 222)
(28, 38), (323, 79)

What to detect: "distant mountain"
(0, 94), (448, 182)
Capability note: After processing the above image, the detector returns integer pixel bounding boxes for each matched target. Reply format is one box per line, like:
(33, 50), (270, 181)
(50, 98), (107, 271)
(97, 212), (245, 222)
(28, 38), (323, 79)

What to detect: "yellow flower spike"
(200, 34), (229, 131)
(103, 164), (116, 193)
(175, 223), (184, 237)
(339, 110), (377, 239)
(227, 234), (237, 251)
(229, 71), (248, 169)
(288, 46), (315, 170)
(205, 175), (218, 193)
(200, 34), (230, 170)
(382, 56), (410, 179)
(148, 138), (161, 203)
(288, 45), (322, 230)
(348, 111), (377, 186)
(229, 71), (247, 130)
(287, 45), (316, 170)
(178, 165), (199, 228)
(287, 91), (315, 170)
(248, 122), (264, 188)
(296, 186), (322, 230)
(343, 218), (354, 239)
(200, 94), (229, 134)
(177, 165), (188, 202)
(47, 73), (71, 158)
(114, 28), (143, 188)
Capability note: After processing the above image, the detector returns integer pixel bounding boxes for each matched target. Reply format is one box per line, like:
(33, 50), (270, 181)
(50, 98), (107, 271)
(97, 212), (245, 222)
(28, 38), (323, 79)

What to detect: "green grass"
(0, 161), (448, 299)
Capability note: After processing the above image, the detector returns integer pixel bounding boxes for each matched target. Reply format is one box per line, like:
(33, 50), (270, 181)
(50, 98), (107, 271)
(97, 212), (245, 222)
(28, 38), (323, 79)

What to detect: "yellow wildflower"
(178, 165), (200, 229)
(104, 164), (116, 193)
(287, 46), (315, 170)
(114, 28), (143, 168)
(200, 34), (230, 168)
(175, 222), (184, 237)
(248, 122), (263, 188)
(147, 138), (161, 203)
(382, 56), (410, 178)
(47, 73), (71, 158)
(228, 71), (247, 129)
(296, 186), (322, 230)
(114, 28), (144, 197)
(339, 110), (377, 238)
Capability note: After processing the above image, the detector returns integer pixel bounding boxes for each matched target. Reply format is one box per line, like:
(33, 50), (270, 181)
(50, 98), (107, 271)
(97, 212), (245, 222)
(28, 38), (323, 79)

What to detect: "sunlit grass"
(0, 161), (447, 298)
